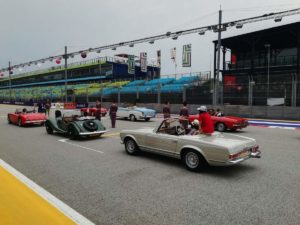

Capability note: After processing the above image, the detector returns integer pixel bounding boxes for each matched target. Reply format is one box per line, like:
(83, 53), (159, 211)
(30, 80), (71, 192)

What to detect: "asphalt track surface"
(0, 105), (299, 225)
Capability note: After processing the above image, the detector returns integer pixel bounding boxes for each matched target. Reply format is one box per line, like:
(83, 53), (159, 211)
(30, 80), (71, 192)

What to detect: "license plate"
(239, 151), (250, 158)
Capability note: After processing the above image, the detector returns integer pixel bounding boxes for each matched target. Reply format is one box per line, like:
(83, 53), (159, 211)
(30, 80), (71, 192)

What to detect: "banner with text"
(157, 50), (161, 67)
(182, 44), (192, 67)
(140, 52), (148, 72)
(171, 47), (176, 64)
(128, 55), (135, 74)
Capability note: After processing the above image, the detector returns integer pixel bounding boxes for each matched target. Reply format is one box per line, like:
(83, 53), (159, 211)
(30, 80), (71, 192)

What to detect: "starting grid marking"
(58, 139), (104, 154)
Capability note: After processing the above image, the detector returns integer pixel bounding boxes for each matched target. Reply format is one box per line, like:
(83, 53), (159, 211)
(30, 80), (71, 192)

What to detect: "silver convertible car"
(120, 118), (261, 171)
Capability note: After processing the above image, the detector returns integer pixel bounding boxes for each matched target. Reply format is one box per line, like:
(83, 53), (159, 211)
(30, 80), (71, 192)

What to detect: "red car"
(7, 108), (47, 127)
(80, 107), (108, 117)
(188, 114), (248, 132)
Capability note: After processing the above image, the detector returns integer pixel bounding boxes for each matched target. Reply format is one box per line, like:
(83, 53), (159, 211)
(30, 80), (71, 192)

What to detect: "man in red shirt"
(197, 105), (214, 135)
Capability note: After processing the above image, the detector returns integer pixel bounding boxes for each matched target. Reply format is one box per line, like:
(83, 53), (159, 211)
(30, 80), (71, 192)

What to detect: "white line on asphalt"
(58, 139), (104, 154)
(0, 159), (95, 225)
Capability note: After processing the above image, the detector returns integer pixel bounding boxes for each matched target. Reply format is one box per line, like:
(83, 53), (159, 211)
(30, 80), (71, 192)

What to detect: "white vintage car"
(117, 106), (156, 121)
(120, 118), (261, 171)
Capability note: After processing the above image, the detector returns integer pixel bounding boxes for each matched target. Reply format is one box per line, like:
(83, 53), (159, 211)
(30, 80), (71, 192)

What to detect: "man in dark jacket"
(109, 101), (118, 128)
(95, 100), (102, 121)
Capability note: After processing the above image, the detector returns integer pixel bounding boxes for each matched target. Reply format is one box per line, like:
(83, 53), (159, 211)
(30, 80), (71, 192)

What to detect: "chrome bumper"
(227, 150), (261, 165)
(25, 120), (46, 124)
(79, 130), (107, 136)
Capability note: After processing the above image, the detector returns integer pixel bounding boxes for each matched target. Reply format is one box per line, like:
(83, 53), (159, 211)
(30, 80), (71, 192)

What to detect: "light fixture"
(88, 48), (93, 52)
(96, 50), (101, 53)
(166, 31), (171, 36)
(274, 17), (282, 22)
(198, 31), (205, 35)
(236, 23), (243, 29)
(149, 40), (155, 44)
(129, 44), (134, 47)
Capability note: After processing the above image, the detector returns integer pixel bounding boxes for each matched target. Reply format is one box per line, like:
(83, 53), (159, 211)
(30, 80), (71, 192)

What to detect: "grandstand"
(0, 71), (211, 104)
(0, 53), (212, 104)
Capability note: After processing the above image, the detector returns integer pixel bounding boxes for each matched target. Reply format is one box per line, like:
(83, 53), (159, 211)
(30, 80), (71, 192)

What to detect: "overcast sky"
(1, 0), (300, 76)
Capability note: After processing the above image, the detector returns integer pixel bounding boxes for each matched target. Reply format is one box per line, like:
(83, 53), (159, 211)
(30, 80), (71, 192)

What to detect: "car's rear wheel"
(145, 118), (150, 121)
(45, 123), (53, 134)
(130, 114), (136, 121)
(182, 150), (207, 171)
(216, 122), (226, 132)
(125, 138), (139, 155)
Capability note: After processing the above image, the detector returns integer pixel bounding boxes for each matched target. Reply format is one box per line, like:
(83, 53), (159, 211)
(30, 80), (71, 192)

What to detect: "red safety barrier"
(63, 102), (76, 109)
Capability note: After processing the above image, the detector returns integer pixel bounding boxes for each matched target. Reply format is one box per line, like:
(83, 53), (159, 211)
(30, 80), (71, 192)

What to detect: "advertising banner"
(182, 44), (191, 67)
(140, 52), (148, 72)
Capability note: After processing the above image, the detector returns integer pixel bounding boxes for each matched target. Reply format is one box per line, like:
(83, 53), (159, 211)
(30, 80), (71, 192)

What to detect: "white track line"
(58, 139), (104, 154)
(0, 159), (95, 225)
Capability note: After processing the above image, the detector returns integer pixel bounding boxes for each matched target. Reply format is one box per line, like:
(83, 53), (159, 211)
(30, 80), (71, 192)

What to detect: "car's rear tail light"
(229, 153), (239, 160)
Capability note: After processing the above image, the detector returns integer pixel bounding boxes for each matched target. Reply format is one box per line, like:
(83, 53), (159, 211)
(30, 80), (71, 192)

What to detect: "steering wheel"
(176, 125), (185, 135)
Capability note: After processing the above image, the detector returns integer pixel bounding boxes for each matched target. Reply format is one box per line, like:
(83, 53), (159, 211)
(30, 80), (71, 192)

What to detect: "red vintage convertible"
(7, 108), (47, 127)
(80, 107), (108, 117)
(188, 114), (248, 132)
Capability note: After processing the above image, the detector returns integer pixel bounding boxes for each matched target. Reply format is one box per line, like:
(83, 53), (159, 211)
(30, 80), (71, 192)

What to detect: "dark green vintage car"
(45, 109), (107, 139)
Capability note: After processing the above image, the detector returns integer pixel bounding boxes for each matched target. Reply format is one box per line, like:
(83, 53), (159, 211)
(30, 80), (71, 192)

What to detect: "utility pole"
(64, 46), (68, 103)
(214, 8), (222, 106)
(8, 61), (12, 102)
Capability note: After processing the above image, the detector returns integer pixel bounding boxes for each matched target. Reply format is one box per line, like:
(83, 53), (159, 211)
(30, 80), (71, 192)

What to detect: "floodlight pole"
(8, 61), (12, 102)
(64, 46), (68, 103)
(265, 44), (271, 102)
(214, 9), (222, 106)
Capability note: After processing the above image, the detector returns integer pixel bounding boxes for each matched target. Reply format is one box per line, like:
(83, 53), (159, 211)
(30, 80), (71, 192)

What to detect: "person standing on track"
(163, 101), (171, 119)
(95, 99), (102, 121)
(109, 101), (118, 128)
(44, 99), (51, 117)
(179, 101), (189, 130)
(197, 105), (214, 135)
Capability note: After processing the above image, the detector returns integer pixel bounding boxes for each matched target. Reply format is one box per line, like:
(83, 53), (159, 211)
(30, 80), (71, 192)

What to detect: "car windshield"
(157, 118), (184, 135)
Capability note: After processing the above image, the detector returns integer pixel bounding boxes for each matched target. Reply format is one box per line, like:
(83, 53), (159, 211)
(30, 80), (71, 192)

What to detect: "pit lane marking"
(58, 139), (104, 154)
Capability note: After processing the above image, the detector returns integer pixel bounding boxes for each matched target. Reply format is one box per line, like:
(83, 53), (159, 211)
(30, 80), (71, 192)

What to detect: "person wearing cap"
(197, 105), (214, 135)
(188, 119), (200, 135)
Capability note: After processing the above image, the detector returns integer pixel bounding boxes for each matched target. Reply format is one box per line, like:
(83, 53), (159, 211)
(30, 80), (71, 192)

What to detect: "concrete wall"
(101, 102), (300, 120)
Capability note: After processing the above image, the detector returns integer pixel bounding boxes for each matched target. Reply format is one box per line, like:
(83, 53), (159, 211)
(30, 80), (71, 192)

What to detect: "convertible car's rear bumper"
(226, 150), (261, 165)
(78, 130), (107, 136)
